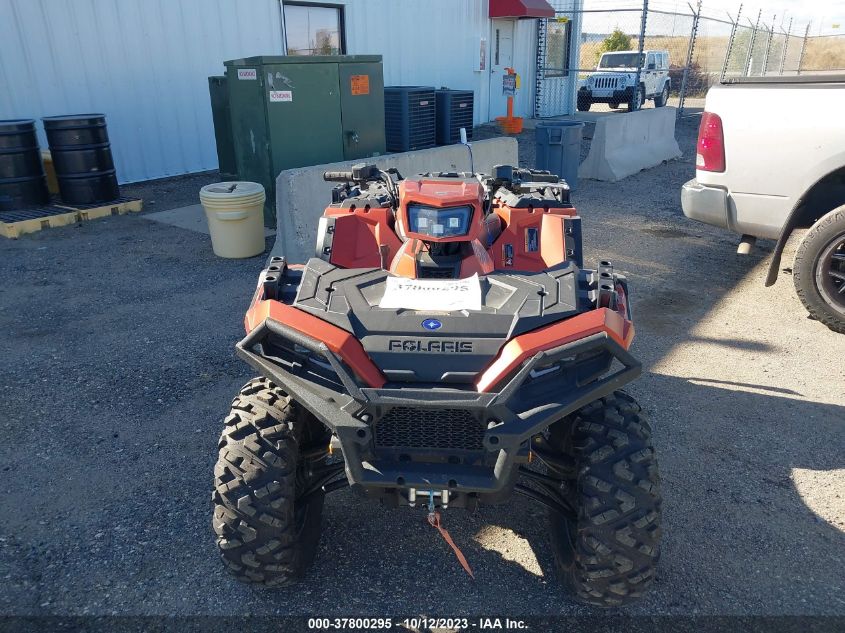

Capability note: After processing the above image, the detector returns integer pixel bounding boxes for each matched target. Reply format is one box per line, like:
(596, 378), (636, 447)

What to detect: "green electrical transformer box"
(223, 55), (386, 225)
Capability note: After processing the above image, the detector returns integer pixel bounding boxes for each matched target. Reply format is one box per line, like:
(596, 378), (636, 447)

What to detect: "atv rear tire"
(793, 205), (845, 333)
(212, 377), (328, 586)
(548, 391), (661, 607)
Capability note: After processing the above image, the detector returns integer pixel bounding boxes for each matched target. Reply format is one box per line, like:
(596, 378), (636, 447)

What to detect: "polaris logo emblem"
(421, 318), (442, 330)
(388, 339), (473, 353)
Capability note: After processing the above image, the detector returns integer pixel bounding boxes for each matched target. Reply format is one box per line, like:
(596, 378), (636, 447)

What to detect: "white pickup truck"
(681, 75), (845, 333)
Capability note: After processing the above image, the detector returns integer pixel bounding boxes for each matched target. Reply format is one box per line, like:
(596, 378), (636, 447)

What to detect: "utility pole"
(779, 17), (792, 75)
(720, 4), (743, 81)
(634, 0), (649, 110)
(797, 22), (811, 75)
(679, 0), (702, 116)
(744, 9), (762, 77)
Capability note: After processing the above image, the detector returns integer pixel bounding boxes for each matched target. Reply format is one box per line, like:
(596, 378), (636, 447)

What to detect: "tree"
(596, 28), (633, 60)
(315, 31), (335, 55)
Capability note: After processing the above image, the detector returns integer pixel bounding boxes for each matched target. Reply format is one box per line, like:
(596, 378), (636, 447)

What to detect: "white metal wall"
(0, 0), (284, 183)
(335, 0), (536, 125)
(0, 0), (542, 183)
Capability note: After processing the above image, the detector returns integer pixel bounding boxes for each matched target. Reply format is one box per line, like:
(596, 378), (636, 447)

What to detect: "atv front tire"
(212, 377), (328, 586)
(549, 391), (661, 607)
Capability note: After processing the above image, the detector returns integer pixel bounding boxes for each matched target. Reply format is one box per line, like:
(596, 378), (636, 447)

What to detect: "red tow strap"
(427, 510), (475, 579)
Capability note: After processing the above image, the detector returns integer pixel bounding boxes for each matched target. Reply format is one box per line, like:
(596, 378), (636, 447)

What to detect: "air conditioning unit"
(384, 86), (436, 152)
(435, 89), (474, 145)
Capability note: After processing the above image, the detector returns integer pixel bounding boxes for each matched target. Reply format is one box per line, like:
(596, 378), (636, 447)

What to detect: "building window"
(284, 2), (345, 56)
(544, 19), (572, 77)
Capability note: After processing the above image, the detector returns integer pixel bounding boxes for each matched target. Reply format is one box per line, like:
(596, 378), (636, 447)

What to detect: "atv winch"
(212, 163), (662, 607)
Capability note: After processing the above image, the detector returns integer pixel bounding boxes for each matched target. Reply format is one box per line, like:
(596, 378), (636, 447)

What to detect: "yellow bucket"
(199, 182), (266, 259)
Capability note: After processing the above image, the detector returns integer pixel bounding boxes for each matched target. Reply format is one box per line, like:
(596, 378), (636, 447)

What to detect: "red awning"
(490, 0), (555, 19)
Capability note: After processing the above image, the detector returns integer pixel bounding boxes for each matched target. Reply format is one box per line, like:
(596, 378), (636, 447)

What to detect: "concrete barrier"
(578, 106), (682, 182)
(271, 137), (518, 264)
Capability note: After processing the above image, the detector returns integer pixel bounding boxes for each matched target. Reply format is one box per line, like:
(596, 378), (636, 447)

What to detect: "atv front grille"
(418, 266), (456, 279)
(374, 407), (485, 451)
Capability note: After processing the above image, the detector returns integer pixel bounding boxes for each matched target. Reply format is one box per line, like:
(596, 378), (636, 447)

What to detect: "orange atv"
(212, 164), (661, 607)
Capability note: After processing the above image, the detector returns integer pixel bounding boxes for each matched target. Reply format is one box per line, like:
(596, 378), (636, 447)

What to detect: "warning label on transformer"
(269, 90), (293, 102)
(237, 69), (257, 80)
(350, 74), (370, 95)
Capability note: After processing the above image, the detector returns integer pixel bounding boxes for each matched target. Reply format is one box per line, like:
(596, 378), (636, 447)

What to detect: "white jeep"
(577, 50), (671, 111)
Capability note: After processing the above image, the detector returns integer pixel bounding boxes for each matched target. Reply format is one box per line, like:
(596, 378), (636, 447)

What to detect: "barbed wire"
(574, 0), (843, 39)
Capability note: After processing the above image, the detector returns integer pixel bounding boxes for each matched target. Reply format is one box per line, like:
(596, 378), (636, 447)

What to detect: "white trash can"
(199, 182), (266, 258)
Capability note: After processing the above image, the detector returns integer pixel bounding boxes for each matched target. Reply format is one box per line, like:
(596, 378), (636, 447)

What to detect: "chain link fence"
(721, 9), (845, 78)
(536, 1), (706, 117)
(535, 0), (845, 119)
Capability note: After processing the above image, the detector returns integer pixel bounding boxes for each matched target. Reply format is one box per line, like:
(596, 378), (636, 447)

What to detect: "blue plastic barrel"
(534, 120), (585, 191)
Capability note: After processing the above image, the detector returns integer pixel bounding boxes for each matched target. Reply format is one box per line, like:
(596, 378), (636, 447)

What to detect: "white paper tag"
(237, 68), (257, 80)
(379, 274), (482, 311)
(269, 90), (292, 102)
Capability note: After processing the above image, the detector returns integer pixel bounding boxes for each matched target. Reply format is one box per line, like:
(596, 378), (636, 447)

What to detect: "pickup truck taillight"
(696, 112), (725, 172)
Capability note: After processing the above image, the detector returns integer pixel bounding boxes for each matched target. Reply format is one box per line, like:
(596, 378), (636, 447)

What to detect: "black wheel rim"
(817, 233), (845, 311)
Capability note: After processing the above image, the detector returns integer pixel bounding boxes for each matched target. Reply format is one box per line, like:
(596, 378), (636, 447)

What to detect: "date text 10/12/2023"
(307, 617), (529, 630)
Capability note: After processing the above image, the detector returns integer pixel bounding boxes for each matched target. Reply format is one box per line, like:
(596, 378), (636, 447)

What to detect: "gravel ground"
(1, 118), (843, 620)
(120, 170), (222, 212)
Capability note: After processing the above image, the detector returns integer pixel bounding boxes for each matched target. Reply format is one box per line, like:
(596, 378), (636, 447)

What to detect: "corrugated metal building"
(0, 0), (582, 183)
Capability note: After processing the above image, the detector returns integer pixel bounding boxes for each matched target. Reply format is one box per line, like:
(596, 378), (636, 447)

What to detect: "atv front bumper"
(236, 318), (640, 496)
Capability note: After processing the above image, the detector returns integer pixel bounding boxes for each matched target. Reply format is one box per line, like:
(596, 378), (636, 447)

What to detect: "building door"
(643, 51), (658, 97)
(489, 19), (515, 120)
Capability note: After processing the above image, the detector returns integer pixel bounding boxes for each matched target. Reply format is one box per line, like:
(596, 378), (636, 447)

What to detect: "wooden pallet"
(0, 197), (143, 239)
(59, 197), (144, 221)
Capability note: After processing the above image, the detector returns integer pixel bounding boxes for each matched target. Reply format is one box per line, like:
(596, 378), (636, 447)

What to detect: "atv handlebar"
(323, 163), (383, 183)
(323, 170), (355, 182)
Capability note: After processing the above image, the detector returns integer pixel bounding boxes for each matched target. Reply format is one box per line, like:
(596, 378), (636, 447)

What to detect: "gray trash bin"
(534, 121), (585, 191)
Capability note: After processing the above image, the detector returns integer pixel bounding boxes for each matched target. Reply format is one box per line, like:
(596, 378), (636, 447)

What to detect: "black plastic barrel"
(0, 119), (50, 211)
(42, 114), (120, 205)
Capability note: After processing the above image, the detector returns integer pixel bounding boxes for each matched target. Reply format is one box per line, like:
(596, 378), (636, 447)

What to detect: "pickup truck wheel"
(212, 377), (330, 586)
(628, 86), (644, 112)
(654, 84), (669, 107)
(547, 392), (662, 607)
(793, 205), (845, 333)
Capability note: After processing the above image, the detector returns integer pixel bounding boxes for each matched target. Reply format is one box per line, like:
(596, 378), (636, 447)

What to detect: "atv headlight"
(407, 204), (472, 238)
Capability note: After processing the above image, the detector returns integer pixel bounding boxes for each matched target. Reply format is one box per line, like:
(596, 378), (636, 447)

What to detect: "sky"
(683, 0), (845, 34)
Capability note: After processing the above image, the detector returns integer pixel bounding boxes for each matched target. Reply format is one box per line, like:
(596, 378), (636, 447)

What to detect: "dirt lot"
(1, 117), (843, 620)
